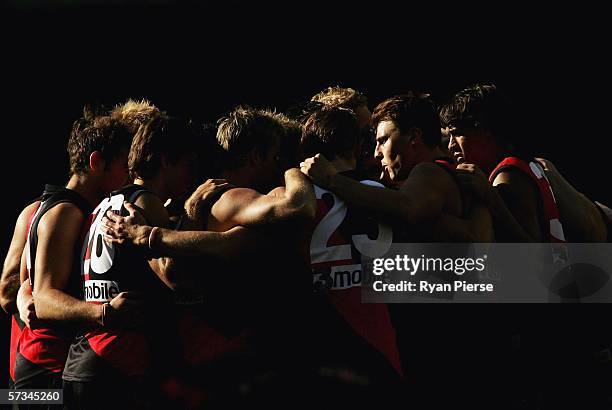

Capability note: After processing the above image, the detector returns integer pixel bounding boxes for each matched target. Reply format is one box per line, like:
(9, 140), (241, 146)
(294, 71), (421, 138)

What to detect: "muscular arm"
(486, 170), (543, 242)
(32, 204), (103, 326)
(149, 226), (259, 259)
(1, 202), (39, 314)
(324, 162), (449, 225)
(209, 168), (316, 232)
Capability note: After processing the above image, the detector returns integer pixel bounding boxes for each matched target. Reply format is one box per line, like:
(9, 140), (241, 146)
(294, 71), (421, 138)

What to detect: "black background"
(1, 1), (610, 391)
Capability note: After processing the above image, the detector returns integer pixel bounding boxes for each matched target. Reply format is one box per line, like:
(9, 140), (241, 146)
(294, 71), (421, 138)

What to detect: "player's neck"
(65, 174), (101, 208)
(330, 156), (356, 173)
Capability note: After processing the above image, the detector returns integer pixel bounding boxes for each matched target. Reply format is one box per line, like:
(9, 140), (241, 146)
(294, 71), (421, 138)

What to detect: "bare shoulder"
(38, 202), (85, 236)
(492, 167), (534, 192)
(400, 161), (452, 190)
(218, 187), (263, 203)
(16, 201), (41, 226)
(267, 186), (286, 197)
(209, 188), (260, 227)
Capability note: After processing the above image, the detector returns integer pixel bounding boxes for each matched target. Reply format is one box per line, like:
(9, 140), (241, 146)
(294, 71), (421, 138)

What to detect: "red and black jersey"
(305, 170), (402, 376)
(14, 187), (91, 388)
(489, 157), (566, 243)
(8, 185), (63, 386)
(63, 184), (173, 382)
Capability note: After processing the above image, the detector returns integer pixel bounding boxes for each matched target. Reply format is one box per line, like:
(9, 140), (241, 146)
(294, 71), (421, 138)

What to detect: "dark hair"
(371, 92), (441, 149)
(216, 106), (285, 169)
(68, 113), (132, 176)
(128, 114), (195, 179)
(439, 84), (514, 141)
(301, 106), (360, 160)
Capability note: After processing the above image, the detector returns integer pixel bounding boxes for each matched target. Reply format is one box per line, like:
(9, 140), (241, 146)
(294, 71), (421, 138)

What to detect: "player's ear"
(89, 151), (105, 173)
(409, 127), (423, 146)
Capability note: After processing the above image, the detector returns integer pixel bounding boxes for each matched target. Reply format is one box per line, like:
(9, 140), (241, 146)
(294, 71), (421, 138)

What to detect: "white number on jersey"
(82, 194), (125, 275)
(310, 180), (392, 265)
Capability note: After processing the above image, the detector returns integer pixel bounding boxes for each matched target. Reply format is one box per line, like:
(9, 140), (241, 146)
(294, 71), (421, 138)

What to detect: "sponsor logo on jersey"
(313, 263), (362, 291)
(84, 280), (120, 302)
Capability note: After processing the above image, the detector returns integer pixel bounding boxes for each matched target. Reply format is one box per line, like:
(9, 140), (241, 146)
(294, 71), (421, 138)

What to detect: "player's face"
(100, 148), (130, 196)
(374, 120), (415, 182)
(446, 124), (497, 168)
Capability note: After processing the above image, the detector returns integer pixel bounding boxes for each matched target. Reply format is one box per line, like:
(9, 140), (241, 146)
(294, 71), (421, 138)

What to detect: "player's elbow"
(294, 198), (316, 221)
(0, 292), (16, 315)
(0, 278), (17, 314)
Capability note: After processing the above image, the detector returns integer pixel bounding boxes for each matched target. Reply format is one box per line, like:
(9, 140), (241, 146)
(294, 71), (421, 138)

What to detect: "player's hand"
(184, 179), (233, 220)
(101, 202), (149, 247)
(103, 291), (146, 329)
(17, 280), (39, 329)
(455, 163), (494, 203)
(300, 154), (338, 189)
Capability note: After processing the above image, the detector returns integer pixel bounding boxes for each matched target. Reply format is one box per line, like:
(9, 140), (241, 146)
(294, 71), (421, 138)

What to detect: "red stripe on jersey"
(177, 311), (249, 365)
(490, 157), (566, 243)
(18, 327), (70, 373)
(330, 289), (402, 375)
(85, 330), (148, 377)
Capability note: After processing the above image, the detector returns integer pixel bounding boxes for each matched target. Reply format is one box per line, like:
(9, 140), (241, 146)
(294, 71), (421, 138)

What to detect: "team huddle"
(1, 85), (611, 408)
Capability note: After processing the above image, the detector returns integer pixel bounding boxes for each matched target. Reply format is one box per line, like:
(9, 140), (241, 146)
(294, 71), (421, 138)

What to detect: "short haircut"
(371, 92), (441, 149)
(128, 114), (195, 179)
(273, 112), (302, 169)
(216, 106), (285, 169)
(68, 113), (133, 176)
(110, 99), (162, 135)
(301, 106), (360, 160)
(439, 84), (514, 140)
(311, 86), (368, 111)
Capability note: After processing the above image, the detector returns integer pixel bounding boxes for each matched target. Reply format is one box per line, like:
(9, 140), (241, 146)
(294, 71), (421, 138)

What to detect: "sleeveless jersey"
(306, 169), (402, 375)
(489, 157), (566, 243)
(9, 185), (63, 385)
(14, 187), (91, 388)
(63, 184), (171, 382)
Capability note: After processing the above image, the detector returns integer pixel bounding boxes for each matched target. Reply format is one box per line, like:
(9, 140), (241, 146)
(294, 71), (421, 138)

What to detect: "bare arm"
(103, 206), (267, 260)
(487, 171), (543, 242)
(302, 157), (448, 225)
(1, 202), (39, 314)
(210, 168), (316, 232)
(32, 204), (104, 326)
(455, 164), (542, 242)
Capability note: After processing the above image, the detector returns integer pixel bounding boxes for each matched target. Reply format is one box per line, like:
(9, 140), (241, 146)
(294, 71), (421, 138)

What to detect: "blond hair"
(311, 86), (368, 111)
(110, 99), (162, 135)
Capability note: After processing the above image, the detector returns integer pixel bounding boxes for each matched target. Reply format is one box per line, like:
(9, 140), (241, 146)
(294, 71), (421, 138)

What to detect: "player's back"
(306, 169), (402, 379)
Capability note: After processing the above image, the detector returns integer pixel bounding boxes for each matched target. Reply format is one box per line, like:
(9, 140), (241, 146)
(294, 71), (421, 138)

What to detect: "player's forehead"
(376, 120), (400, 139)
